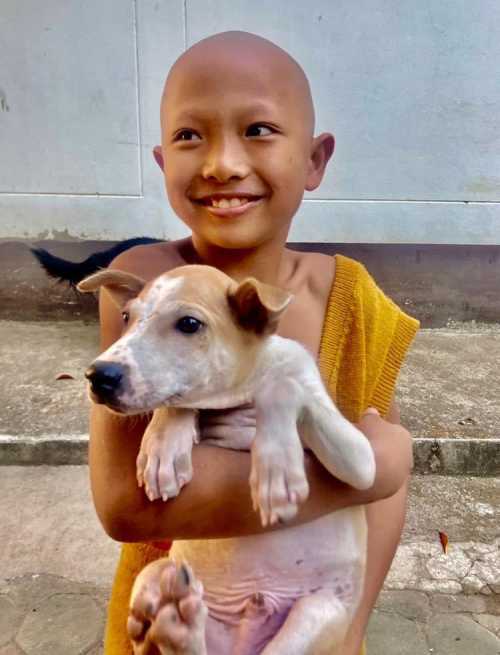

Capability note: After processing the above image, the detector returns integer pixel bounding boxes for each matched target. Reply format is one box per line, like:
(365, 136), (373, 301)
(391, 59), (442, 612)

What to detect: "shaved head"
(155, 31), (334, 252)
(162, 31), (315, 135)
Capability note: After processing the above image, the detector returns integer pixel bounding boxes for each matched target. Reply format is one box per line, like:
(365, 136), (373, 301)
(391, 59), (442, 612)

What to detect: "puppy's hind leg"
(129, 560), (208, 655)
(260, 590), (350, 655)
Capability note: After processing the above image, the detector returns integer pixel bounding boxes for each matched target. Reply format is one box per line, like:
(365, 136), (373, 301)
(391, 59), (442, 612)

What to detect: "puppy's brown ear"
(228, 278), (292, 335)
(77, 269), (146, 308)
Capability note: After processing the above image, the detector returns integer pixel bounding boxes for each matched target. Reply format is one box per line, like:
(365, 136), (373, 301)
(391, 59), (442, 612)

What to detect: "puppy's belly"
(169, 507), (367, 638)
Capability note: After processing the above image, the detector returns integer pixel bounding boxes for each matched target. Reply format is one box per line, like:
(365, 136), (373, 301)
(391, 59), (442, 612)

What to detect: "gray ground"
(1, 468), (498, 654)
(1, 320), (500, 440)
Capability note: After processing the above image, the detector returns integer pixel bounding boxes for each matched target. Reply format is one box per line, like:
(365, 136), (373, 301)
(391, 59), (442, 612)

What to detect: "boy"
(91, 31), (417, 654)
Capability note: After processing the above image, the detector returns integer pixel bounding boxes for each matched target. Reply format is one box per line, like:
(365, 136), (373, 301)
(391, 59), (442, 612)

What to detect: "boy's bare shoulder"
(278, 250), (335, 353)
(98, 240), (188, 349)
(108, 239), (186, 281)
(287, 249), (336, 301)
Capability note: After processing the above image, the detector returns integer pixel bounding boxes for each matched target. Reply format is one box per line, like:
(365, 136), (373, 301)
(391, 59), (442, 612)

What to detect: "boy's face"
(157, 35), (333, 250)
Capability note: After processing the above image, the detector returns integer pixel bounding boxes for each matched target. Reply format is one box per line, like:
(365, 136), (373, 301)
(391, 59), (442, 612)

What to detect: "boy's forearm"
(90, 405), (411, 542)
(101, 447), (376, 542)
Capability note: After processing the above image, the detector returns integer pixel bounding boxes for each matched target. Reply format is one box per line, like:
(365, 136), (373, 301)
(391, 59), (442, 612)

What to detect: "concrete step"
(1, 467), (499, 654)
(1, 320), (499, 474)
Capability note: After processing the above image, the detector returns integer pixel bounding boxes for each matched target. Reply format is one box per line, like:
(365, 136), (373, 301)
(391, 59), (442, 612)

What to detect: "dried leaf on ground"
(438, 531), (449, 554)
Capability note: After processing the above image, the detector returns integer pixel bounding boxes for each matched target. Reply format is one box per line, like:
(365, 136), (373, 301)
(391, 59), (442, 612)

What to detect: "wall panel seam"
(183, 0), (188, 49)
(132, 0), (144, 195)
(303, 199), (500, 205)
(0, 193), (143, 199)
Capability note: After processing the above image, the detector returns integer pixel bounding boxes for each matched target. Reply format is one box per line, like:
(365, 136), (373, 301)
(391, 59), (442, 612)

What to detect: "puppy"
(79, 265), (375, 655)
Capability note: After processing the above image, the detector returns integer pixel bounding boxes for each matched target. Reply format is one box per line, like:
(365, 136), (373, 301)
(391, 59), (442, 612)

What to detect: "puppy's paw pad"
(160, 562), (203, 604)
(149, 563), (207, 653)
(150, 602), (191, 652)
(128, 559), (175, 649)
(127, 613), (151, 642)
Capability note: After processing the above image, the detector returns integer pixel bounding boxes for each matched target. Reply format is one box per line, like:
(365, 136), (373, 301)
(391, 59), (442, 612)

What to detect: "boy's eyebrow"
(171, 100), (280, 125)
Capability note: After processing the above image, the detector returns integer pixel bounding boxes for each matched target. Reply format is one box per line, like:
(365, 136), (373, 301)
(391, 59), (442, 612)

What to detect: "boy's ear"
(153, 146), (165, 171)
(77, 270), (146, 308)
(305, 133), (335, 191)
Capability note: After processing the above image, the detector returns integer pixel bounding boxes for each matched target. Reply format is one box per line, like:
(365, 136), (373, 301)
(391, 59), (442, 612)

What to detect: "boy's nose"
(202, 138), (249, 182)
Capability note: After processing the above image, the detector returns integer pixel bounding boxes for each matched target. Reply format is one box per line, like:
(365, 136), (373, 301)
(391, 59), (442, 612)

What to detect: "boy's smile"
(193, 194), (264, 217)
(155, 32), (334, 251)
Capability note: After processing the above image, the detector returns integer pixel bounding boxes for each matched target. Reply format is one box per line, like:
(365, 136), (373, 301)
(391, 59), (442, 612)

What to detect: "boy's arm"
(386, 400), (401, 424)
(90, 401), (412, 542)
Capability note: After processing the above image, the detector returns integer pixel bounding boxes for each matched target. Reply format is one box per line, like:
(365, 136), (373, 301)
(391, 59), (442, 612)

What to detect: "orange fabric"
(318, 255), (420, 421)
(103, 254), (419, 654)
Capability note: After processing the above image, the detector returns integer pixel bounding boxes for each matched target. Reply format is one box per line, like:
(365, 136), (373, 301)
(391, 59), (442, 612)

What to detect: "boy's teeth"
(211, 197), (249, 208)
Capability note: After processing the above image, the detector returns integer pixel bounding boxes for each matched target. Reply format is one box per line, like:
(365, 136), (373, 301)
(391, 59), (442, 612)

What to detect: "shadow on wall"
(0, 238), (499, 326)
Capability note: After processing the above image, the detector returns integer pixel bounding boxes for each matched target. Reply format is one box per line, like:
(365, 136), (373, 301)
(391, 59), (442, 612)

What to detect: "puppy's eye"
(175, 316), (204, 334)
(121, 311), (130, 324)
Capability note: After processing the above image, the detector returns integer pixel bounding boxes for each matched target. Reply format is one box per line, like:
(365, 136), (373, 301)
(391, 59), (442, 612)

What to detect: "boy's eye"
(173, 129), (201, 142)
(245, 124), (275, 138)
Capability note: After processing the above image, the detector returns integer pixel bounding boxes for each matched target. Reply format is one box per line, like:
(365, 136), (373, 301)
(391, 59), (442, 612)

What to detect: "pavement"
(1, 319), (499, 654)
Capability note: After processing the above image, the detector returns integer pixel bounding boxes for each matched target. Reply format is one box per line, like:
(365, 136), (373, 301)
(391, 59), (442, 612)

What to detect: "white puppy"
(79, 264), (375, 655)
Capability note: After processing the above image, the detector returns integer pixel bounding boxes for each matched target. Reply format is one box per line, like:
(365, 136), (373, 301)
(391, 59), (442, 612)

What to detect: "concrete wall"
(1, 0), (499, 244)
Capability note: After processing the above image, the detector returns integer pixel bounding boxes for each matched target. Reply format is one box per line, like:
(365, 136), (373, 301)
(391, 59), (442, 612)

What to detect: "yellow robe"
(103, 254), (420, 654)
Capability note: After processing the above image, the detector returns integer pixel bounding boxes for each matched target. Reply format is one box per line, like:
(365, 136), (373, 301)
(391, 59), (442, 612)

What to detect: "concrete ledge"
(1, 435), (499, 475)
(0, 435), (88, 466)
(413, 438), (500, 477)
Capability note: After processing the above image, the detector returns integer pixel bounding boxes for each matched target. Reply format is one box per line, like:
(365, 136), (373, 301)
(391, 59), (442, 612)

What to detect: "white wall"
(1, 0), (499, 244)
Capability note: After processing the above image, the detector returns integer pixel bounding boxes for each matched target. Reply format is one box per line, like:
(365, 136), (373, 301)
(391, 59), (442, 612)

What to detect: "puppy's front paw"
(249, 438), (309, 527)
(137, 409), (197, 502)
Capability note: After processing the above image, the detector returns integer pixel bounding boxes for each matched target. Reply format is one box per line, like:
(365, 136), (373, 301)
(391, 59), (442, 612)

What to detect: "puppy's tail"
(31, 237), (163, 287)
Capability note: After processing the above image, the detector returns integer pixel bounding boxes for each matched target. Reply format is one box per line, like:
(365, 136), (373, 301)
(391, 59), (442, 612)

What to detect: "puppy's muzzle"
(85, 361), (124, 403)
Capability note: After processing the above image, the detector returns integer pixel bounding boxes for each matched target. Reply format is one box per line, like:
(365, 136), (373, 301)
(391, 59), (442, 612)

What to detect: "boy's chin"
(183, 215), (289, 250)
(200, 229), (275, 251)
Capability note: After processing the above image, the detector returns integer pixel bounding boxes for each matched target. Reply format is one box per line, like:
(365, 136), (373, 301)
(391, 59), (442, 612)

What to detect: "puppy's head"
(78, 265), (291, 413)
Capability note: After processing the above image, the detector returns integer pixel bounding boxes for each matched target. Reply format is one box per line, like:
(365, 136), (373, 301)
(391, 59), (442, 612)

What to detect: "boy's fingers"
(363, 407), (380, 417)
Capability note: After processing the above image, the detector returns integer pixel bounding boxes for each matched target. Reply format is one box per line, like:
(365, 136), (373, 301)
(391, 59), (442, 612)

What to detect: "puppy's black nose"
(85, 361), (124, 399)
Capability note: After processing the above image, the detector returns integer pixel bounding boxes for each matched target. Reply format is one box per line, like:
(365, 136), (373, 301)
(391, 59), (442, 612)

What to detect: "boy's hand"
(361, 407), (381, 418)
(355, 406), (414, 495)
(356, 406), (408, 439)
